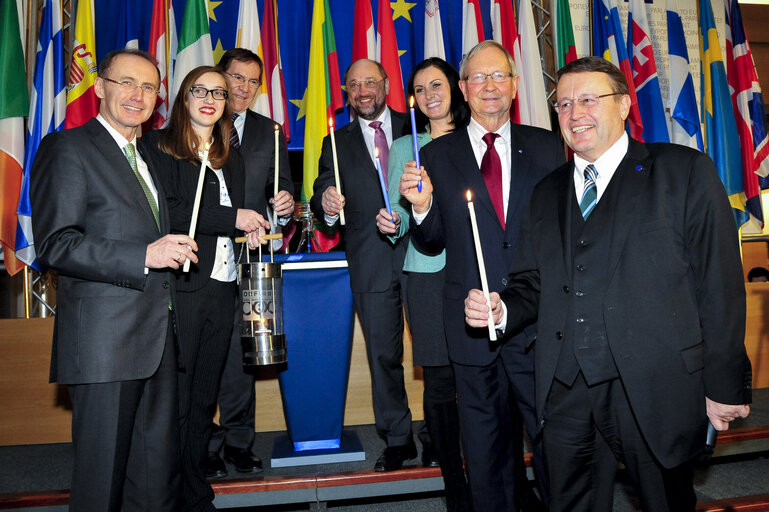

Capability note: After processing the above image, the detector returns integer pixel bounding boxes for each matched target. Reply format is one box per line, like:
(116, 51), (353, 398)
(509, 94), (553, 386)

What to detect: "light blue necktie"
(579, 164), (598, 219)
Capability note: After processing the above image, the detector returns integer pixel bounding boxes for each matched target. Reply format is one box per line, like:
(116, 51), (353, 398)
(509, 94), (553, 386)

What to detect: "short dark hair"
(98, 49), (160, 84)
(407, 58), (470, 133)
(217, 48), (263, 81)
(343, 59), (388, 84)
(747, 267), (769, 282)
(555, 56), (629, 96)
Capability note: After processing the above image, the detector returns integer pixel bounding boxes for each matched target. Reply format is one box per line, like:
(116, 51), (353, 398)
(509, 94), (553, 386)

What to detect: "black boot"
(424, 399), (472, 512)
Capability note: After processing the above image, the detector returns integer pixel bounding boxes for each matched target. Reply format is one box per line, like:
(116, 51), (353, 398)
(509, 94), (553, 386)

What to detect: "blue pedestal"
(267, 252), (364, 467)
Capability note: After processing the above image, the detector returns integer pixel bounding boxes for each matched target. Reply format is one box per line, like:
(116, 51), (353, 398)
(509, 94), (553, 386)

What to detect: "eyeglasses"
(463, 72), (513, 84)
(225, 72), (261, 89)
(347, 78), (385, 92)
(554, 93), (623, 114)
(100, 76), (159, 95)
(189, 86), (228, 101)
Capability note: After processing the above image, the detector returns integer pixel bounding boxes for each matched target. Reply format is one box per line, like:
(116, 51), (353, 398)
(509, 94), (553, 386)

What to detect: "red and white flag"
(352, 0), (375, 62)
(461, 0), (484, 58)
(261, 0), (290, 139)
(517, 0), (551, 129)
(146, 0), (170, 130)
(490, 0), (521, 124)
(424, 0), (445, 60)
(376, 0), (405, 110)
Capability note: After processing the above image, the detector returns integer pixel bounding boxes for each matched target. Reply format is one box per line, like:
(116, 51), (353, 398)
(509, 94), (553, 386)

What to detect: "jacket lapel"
(605, 139), (652, 279)
(555, 163), (574, 281)
(451, 131), (500, 227)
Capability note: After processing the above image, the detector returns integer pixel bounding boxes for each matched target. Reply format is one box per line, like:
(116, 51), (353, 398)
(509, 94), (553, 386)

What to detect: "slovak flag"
(592, 0), (644, 141)
(628, 0), (669, 142)
(725, 0), (766, 226)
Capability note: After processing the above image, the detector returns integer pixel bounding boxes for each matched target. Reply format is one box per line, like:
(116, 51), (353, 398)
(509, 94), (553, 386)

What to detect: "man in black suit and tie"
(399, 41), (565, 510)
(30, 49), (198, 511)
(310, 59), (419, 472)
(206, 48), (294, 478)
(465, 56), (752, 511)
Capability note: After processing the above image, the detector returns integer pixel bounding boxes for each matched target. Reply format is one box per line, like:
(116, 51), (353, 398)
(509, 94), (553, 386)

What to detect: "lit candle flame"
(274, 123), (279, 132)
(375, 147), (379, 158)
(466, 190), (472, 201)
(410, 95), (415, 108)
(328, 117), (334, 128)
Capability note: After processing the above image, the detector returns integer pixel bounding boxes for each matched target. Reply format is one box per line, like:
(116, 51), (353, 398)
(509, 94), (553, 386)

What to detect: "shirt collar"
(358, 107), (390, 131)
(467, 116), (511, 146)
(96, 114), (135, 150)
(573, 132), (629, 178)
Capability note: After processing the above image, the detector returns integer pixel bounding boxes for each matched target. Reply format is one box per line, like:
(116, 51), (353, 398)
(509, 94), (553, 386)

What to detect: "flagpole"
(23, 266), (30, 319)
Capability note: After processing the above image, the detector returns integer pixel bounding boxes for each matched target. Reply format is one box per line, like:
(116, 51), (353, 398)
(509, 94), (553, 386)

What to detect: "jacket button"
(562, 285), (569, 294)
(162, 282), (170, 289)
(575, 291), (584, 297)
(556, 331), (563, 340)
(501, 278), (508, 286)
(579, 240), (588, 247)
(576, 317), (584, 323)
(502, 242), (511, 249)
(576, 264), (585, 271)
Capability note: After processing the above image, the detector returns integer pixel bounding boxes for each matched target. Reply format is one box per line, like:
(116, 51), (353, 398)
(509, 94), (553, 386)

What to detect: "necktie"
(480, 132), (505, 229)
(580, 164), (598, 219)
(230, 112), (240, 149)
(370, 121), (389, 183)
(124, 143), (160, 231)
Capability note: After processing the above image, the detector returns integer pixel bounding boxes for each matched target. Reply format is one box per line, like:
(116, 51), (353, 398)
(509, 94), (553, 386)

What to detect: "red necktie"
(481, 132), (505, 229)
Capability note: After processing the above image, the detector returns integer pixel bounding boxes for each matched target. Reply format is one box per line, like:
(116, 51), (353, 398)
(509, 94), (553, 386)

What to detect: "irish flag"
(0, 0), (28, 275)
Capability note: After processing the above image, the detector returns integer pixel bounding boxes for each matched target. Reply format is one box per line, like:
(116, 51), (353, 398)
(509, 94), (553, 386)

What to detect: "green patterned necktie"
(124, 143), (161, 231)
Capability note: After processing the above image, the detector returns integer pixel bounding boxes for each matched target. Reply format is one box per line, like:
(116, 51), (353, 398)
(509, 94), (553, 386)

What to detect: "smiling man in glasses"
(464, 55), (752, 511)
(202, 48), (295, 480)
(397, 40), (566, 511)
(30, 49), (198, 511)
(310, 59), (424, 472)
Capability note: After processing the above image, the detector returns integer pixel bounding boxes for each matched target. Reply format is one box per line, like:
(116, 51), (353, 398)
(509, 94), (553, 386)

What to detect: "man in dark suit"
(465, 56), (752, 511)
(206, 48), (294, 478)
(30, 49), (198, 512)
(310, 59), (419, 472)
(399, 41), (565, 511)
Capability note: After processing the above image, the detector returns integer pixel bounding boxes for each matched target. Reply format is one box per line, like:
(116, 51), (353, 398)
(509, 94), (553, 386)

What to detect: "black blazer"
(310, 108), (411, 293)
(500, 139), (752, 467)
(140, 130), (245, 292)
(411, 123), (566, 366)
(31, 118), (174, 385)
(238, 110), (292, 216)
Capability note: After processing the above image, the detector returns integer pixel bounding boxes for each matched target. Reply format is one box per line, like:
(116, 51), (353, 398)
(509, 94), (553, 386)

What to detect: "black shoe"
(205, 451), (227, 479)
(421, 442), (441, 468)
(374, 440), (418, 472)
(223, 447), (263, 473)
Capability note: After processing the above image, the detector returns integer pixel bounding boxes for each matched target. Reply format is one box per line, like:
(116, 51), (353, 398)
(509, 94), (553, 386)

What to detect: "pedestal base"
(271, 430), (366, 468)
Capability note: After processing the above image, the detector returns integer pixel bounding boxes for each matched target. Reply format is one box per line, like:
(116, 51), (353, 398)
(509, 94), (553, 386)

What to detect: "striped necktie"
(124, 143), (160, 231)
(230, 112), (240, 148)
(579, 164), (598, 219)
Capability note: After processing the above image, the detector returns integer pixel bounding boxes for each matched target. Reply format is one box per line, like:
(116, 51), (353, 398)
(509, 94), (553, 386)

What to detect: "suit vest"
(554, 172), (622, 386)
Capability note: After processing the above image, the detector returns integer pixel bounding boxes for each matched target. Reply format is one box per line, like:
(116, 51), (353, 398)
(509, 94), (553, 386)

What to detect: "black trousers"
(209, 295), (257, 454)
(68, 313), (180, 512)
(353, 267), (413, 447)
(453, 337), (545, 512)
(176, 279), (237, 512)
(543, 374), (696, 512)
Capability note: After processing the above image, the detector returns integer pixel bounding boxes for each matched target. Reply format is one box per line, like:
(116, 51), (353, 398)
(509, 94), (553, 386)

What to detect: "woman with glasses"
(376, 57), (472, 512)
(140, 66), (268, 512)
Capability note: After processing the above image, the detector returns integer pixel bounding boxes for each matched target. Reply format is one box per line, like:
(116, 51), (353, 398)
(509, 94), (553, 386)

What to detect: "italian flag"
(170, 0), (212, 110)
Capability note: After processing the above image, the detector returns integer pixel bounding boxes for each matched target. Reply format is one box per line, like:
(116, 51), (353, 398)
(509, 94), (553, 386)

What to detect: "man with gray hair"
(400, 41), (565, 510)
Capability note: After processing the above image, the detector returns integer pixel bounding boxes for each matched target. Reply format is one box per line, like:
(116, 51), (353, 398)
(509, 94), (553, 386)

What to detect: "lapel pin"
(635, 165), (643, 171)
(518, 149), (523, 153)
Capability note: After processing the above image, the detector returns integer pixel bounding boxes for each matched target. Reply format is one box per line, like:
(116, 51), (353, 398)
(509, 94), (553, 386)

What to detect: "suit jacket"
(310, 108), (411, 293)
(411, 123), (566, 366)
(139, 130), (245, 293)
(500, 139), (752, 467)
(31, 118), (173, 385)
(238, 110), (292, 216)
